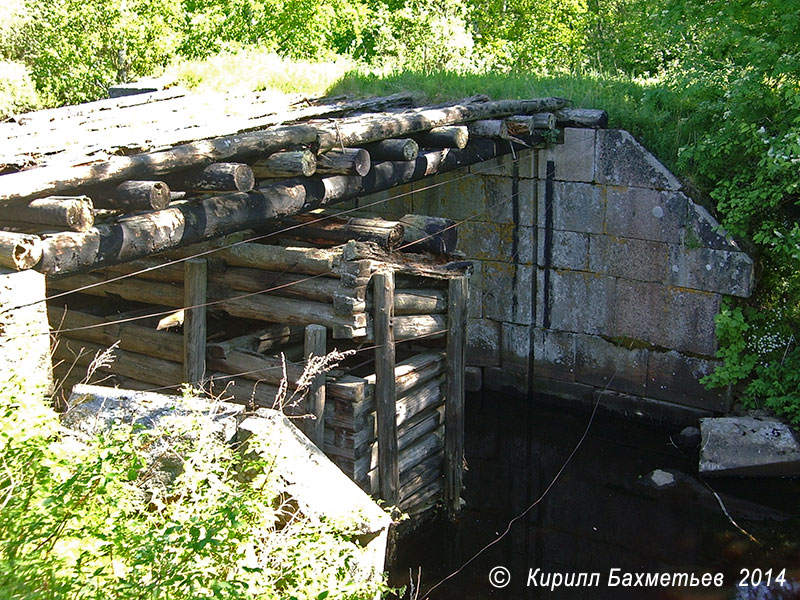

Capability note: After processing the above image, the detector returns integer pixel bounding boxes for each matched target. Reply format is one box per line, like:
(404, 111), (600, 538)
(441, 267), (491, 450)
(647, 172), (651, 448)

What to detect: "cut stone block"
(467, 259), (483, 318)
(482, 261), (533, 324)
(667, 244), (753, 298)
(574, 334), (648, 396)
(467, 318), (501, 367)
(685, 202), (739, 251)
(537, 229), (588, 271)
(646, 350), (730, 412)
(594, 390), (712, 427)
(537, 181), (604, 234)
(465, 366), (483, 392)
(501, 322), (531, 372)
(484, 366), (528, 395)
(411, 171), (485, 221)
(538, 127), (596, 183)
(699, 417), (800, 477)
(458, 221), (534, 264)
(613, 279), (665, 346)
(547, 269), (616, 335)
(596, 129), (681, 190)
(588, 234), (668, 283)
(532, 328), (575, 381)
(605, 187), (688, 243)
(663, 288), (720, 356)
(482, 175), (536, 226)
(474, 149), (536, 178)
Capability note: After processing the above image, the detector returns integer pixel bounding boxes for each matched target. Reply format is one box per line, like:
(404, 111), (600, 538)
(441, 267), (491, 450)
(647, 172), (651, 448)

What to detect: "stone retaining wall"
(359, 127), (754, 422)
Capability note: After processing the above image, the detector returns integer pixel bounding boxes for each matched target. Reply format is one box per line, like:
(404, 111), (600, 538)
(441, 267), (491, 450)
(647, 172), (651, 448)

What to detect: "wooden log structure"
(444, 276), (467, 518)
(35, 137), (536, 276)
(48, 306), (184, 361)
(0, 196), (94, 232)
(2, 96), (567, 206)
(252, 150), (316, 179)
(207, 324), (302, 358)
(508, 112), (556, 132)
(414, 126), (469, 149)
(99, 180), (172, 211)
(279, 213), (405, 251)
(374, 271), (399, 505)
(0, 230), (43, 270)
(316, 148), (371, 177)
(362, 139), (418, 162)
(467, 120), (508, 139)
(554, 107), (608, 128)
(183, 258), (207, 385)
(303, 324), (327, 447)
(179, 162), (256, 193)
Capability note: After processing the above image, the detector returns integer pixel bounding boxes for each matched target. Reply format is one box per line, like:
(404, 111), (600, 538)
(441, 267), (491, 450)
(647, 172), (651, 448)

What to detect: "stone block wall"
(358, 127), (754, 421)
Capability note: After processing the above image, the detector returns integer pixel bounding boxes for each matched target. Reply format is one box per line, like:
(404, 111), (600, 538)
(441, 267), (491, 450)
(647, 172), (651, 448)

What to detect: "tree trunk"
(362, 139), (419, 161)
(0, 196), (94, 232)
(180, 162), (255, 192)
(315, 148), (371, 176)
(279, 213), (404, 251)
(252, 150), (317, 178)
(95, 180), (171, 211)
(415, 126), (469, 149)
(0, 231), (42, 270)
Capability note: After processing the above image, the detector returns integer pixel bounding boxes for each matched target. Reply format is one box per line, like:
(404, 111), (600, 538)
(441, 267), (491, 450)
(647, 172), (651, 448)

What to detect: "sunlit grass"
(162, 49), (360, 98)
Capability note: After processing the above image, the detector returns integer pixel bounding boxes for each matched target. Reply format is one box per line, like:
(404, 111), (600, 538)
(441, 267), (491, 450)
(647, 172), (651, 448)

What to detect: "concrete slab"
(699, 417), (800, 476)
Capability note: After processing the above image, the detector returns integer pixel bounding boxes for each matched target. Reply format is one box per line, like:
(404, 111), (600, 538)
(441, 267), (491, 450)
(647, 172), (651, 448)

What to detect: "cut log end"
(0, 231), (43, 270)
(252, 150), (317, 179)
(112, 180), (171, 210)
(317, 148), (371, 177)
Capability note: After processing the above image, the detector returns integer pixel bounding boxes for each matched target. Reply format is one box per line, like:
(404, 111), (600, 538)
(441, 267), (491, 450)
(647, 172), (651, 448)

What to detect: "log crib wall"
(47, 216), (468, 519)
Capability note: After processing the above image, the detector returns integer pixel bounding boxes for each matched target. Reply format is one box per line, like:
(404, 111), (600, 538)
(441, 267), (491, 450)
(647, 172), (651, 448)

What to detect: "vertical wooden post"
(303, 324), (327, 448)
(374, 270), (399, 505)
(445, 275), (468, 519)
(183, 258), (207, 386)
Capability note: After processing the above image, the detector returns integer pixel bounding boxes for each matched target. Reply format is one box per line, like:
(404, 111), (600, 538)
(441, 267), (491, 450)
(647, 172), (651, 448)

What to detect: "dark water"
(390, 392), (800, 600)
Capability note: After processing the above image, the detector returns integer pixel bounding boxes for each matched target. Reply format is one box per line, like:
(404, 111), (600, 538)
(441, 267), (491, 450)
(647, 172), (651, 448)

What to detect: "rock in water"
(699, 417), (800, 477)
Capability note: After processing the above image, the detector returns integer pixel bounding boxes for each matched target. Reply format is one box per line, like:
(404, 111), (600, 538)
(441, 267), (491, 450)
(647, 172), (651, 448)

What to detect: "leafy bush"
(15, 0), (182, 106)
(0, 380), (388, 599)
(0, 60), (38, 117)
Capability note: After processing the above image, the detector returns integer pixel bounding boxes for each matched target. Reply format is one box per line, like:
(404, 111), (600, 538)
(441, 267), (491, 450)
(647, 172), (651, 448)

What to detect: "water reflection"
(391, 392), (800, 599)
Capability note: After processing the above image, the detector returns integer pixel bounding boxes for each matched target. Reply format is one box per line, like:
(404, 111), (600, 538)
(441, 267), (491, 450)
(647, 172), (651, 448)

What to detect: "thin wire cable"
(29, 154), (520, 340)
(419, 377), (612, 600)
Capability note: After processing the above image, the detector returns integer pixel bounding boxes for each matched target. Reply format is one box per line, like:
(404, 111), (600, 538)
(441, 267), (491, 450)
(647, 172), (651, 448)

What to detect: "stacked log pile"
(326, 352), (448, 516)
(0, 91), (612, 276)
(46, 208), (466, 518)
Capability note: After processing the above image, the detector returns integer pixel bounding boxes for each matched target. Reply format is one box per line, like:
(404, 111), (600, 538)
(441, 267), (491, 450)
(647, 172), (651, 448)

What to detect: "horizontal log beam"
(36, 136), (538, 276)
(0, 196), (94, 232)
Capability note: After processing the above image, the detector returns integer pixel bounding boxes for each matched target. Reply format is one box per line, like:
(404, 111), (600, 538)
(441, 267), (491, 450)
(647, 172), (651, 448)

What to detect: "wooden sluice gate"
(47, 210), (468, 518)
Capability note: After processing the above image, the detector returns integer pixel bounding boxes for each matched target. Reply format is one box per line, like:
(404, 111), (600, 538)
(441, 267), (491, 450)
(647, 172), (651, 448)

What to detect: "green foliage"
(0, 60), (39, 117)
(0, 382), (387, 599)
(13, 0), (182, 106)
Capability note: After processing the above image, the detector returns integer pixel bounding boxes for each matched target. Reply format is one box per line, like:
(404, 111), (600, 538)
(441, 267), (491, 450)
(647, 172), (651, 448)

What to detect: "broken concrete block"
(473, 149), (536, 178)
(0, 268), (52, 395)
(596, 129), (681, 190)
(699, 417), (800, 477)
(482, 261), (533, 324)
(483, 175), (536, 226)
(605, 187), (688, 243)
